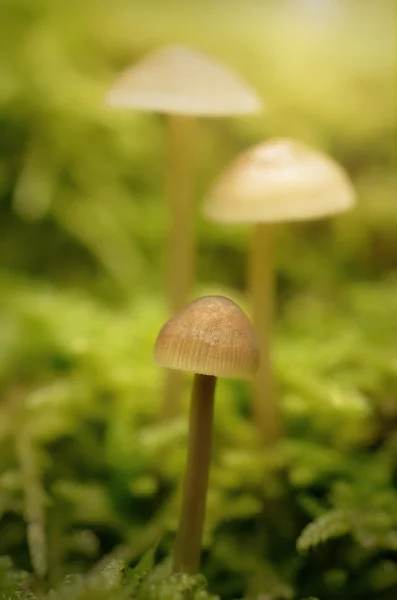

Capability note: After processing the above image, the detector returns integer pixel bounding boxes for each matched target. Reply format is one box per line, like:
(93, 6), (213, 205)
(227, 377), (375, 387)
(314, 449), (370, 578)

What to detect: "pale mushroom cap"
(106, 45), (261, 116)
(154, 296), (259, 378)
(204, 138), (356, 223)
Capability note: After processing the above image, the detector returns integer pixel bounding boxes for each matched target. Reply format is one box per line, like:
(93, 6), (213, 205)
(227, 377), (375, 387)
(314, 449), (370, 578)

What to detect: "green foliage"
(298, 437), (397, 554)
(1, 275), (396, 598)
(0, 0), (395, 293)
(0, 556), (35, 599)
(0, 553), (219, 600)
(0, 554), (322, 600)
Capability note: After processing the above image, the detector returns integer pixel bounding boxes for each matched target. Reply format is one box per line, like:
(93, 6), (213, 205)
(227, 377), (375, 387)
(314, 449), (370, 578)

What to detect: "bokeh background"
(0, 1), (396, 599)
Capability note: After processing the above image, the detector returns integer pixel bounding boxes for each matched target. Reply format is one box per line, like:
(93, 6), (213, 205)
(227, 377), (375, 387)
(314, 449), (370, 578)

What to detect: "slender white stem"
(250, 222), (280, 445)
(163, 115), (196, 417)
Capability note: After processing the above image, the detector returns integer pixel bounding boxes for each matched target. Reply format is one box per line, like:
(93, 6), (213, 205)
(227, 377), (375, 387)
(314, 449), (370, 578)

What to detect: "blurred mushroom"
(154, 295), (258, 574)
(203, 138), (356, 445)
(107, 44), (261, 415)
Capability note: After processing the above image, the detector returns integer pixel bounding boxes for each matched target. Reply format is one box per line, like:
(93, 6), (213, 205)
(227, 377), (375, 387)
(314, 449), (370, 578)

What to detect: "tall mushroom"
(107, 45), (261, 415)
(203, 138), (356, 445)
(154, 295), (258, 574)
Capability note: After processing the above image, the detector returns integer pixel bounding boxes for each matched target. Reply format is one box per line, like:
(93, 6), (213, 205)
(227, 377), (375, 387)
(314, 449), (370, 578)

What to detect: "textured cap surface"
(106, 45), (261, 116)
(154, 296), (259, 378)
(204, 138), (356, 223)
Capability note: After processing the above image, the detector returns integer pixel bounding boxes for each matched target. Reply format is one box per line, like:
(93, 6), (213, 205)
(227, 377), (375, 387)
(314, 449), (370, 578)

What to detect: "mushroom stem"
(173, 373), (216, 574)
(166, 114), (196, 314)
(163, 115), (196, 417)
(250, 222), (280, 445)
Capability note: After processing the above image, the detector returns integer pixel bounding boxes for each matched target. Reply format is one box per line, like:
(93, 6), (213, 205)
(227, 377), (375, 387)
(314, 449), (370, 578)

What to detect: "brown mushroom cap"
(204, 138), (356, 223)
(106, 45), (261, 116)
(154, 296), (259, 378)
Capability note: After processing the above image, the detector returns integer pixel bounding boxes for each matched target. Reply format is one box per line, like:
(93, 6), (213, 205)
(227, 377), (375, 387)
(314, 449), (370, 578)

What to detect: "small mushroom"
(203, 138), (356, 445)
(107, 45), (261, 415)
(154, 295), (259, 574)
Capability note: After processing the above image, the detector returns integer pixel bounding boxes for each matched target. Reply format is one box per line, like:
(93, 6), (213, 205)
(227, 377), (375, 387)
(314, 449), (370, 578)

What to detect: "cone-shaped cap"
(204, 138), (356, 223)
(154, 296), (259, 378)
(106, 45), (261, 116)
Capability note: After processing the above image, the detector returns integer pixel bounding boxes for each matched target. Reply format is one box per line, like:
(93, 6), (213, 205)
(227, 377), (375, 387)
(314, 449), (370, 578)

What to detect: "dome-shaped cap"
(106, 45), (261, 116)
(154, 296), (259, 378)
(204, 138), (356, 223)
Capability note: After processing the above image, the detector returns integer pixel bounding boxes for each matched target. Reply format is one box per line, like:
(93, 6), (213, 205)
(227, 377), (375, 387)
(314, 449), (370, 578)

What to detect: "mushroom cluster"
(107, 45), (357, 576)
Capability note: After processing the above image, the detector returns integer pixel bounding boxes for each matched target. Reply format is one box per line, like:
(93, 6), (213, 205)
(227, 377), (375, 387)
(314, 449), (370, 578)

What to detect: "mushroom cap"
(106, 45), (261, 116)
(204, 138), (356, 223)
(154, 296), (259, 378)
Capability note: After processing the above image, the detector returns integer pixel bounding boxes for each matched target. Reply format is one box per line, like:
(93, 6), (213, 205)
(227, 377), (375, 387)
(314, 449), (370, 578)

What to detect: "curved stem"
(250, 222), (280, 446)
(173, 374), (216, 574)
(163, 115), (196, 417)
(16, 423), (47, 578)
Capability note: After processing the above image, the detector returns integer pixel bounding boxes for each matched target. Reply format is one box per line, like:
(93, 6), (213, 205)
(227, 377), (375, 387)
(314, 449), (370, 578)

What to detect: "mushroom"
(203, 138), (356, 445)
(107, 44), (261, 415)
(154, 295), (259, 574)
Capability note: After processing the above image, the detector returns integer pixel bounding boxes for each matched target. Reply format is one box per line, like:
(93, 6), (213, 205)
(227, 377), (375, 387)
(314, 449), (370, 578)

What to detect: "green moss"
(0, 277), (396, 598)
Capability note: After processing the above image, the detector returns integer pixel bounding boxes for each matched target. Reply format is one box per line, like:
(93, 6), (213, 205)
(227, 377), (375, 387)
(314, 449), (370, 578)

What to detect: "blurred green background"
(0, 1), (396, 599)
